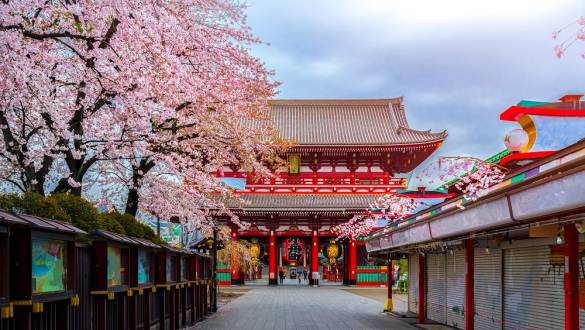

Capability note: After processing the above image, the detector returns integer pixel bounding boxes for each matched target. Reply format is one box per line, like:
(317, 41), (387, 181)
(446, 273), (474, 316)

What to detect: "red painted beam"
(276, 230), (311, 237)
(500, 105), (585, 121)
(499, 151), (555, 166)
(238, 230), (269, 237)
(465, 239), (475, 330)
(564, 223), (579, 330)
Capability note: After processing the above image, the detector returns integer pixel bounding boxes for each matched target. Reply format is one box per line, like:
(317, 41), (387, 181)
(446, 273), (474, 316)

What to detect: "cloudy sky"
(246, 0), (585, 159)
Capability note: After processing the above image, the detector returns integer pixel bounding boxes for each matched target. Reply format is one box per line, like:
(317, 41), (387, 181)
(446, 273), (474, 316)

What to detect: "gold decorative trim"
(156, 284), (171, 291)
(518, 114), (536, 153)
(0, 304), (12, 319)
(11, 300), (32, 306)
(32, 302), (43, 313)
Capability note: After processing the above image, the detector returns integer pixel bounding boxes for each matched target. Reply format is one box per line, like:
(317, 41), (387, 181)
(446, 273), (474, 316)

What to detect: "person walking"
(303, 270), (308, 281)
(298, 273), (302, 284)
(279, 269), (285, 285)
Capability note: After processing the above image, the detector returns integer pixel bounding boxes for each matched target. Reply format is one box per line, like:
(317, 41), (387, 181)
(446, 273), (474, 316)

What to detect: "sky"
(246, 0), (585, 159)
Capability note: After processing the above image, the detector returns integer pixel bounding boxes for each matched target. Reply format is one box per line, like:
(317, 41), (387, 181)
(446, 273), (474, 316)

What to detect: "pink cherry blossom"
(0, 1), (284, 233)
(332, 194), (421, 239)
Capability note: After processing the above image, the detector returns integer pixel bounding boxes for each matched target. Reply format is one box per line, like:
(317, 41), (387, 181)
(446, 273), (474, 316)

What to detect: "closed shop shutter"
(409, 254), (419, 314)
(503, 245), (564, 330)
(446, 249), (466, 329)
(475, 248), (502, 330)
(427, 253), (447, 324)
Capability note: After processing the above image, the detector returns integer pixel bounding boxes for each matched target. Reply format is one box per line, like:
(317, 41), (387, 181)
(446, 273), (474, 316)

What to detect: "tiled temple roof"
(231, 194), (380, 211)
(266, 98), (447, 146)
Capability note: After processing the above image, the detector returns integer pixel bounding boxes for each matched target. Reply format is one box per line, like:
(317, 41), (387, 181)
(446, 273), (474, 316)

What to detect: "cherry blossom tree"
(415, 156), (507, 202)
(333, 156), (508, 238)
(553, 16), (585, 58)
(0, 1), (285, 230)
(332, 194), (422, 239)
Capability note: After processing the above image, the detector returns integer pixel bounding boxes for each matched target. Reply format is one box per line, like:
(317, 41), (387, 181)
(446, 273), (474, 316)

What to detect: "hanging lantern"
(287, 237), (302, 261)
(325, 239), (340, 264)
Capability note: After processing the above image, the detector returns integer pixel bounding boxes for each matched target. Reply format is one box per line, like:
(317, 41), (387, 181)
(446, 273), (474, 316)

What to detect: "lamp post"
(211, 225), (219, 313)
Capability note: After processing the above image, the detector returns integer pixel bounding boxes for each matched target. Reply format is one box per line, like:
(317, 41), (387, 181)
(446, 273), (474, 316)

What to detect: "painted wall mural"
(138, 250), (152, 284)
(107, 246), (123, 286)
(32, 238), (67, 293)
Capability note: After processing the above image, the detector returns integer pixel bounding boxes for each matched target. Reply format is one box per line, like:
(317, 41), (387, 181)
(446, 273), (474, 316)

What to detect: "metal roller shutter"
(427, 253), (447, 324)
(446, 249), (465, 329)
(503, 245), (564, 330)
(475, 248), (502, 330)
(409, 254), (419, 314)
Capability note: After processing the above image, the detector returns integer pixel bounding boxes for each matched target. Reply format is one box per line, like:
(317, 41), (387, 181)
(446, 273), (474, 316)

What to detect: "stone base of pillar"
(346, 279), (356, 285)
(309, 279), (319, 286)
(231, 278), (244, 285)
(268, 279), (278, 286)
(383, 298), (393, 312)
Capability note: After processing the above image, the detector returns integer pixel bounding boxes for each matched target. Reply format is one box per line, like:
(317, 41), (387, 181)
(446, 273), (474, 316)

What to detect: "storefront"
(367, 139), (585, 329)
(7, 212), (85, 330)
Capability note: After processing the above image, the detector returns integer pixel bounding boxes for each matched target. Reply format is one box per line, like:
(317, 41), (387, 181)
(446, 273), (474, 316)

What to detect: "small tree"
(217, 226), (253, 274)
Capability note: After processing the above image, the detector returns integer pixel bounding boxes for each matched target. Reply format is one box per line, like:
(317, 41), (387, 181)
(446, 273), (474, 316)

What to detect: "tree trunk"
(124, 158), (155, 217)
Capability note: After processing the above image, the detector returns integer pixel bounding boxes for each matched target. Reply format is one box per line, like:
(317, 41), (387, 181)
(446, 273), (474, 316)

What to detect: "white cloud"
(247, 0), (585, 158)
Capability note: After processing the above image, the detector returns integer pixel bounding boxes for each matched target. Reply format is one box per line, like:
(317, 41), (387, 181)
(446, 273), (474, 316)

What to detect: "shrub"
(0, 192), (163, 244)
(96, 212), (126, 235)
(141, 223), (164, 244)
(117, 213), (145, 238)
(5, 192), (68, 220)
(49, 193), (101, 233)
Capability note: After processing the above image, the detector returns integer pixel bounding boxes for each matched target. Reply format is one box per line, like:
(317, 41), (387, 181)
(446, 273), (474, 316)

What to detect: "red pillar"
(349, 238), (357, 285)
(230, 230), (241, 285)
(269, 230), (277, 285)
(418, 254), (426, 324)
(465, 239), (475, 330)
(564, 223), (579, 330)
(311, 229), (319, 286)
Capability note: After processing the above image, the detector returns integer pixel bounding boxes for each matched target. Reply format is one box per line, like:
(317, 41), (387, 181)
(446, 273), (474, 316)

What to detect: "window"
(32, 238), (67, 293)
(138, 251), (153, 284)
(181, 257), (189, 281)
(107, 246), (125, 287)
(166, 255), (177, 282)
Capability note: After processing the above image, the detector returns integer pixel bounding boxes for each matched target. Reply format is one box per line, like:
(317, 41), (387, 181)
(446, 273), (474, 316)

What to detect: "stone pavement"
(192, 286), (417, 330)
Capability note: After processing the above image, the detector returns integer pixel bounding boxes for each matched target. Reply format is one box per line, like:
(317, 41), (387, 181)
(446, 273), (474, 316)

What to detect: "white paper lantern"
(504, 128), (529, 152)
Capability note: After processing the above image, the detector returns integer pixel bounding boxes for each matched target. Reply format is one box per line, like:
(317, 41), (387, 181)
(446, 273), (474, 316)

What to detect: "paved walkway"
(193, 286), (416, 330)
